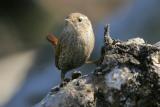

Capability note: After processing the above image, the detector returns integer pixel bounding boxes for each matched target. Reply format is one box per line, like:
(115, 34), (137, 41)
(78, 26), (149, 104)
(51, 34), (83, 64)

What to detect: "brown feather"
(47, 33), (58, 46)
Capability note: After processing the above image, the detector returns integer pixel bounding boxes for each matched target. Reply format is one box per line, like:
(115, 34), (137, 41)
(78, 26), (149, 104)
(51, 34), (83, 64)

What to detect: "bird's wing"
(47, 33), (58, 46)
(55, 41), (62, 69)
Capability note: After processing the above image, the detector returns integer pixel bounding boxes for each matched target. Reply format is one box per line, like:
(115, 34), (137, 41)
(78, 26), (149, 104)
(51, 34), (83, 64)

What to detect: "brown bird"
(47, 13), (95, 81)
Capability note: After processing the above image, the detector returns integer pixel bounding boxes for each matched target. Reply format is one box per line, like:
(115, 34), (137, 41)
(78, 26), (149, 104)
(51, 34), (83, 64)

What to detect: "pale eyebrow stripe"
(79, 16), (87, 20)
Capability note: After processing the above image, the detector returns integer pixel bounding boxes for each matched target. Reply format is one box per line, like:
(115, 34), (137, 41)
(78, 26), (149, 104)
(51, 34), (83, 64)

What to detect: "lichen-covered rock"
(35, 25), (160, 107)
(93, 33), (160, 107)
(35, 75), (95, 107)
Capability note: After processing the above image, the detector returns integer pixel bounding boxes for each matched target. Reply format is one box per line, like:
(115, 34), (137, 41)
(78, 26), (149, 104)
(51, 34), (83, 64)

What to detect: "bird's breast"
(56, 30), (94, 71)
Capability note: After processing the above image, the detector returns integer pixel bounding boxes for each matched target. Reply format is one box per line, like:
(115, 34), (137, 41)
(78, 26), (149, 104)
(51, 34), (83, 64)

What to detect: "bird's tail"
(47, 33), (58, 46)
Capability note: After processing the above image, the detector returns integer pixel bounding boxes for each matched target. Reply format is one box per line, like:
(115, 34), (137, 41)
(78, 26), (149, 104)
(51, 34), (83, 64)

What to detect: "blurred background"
(0, 0), (160, 107)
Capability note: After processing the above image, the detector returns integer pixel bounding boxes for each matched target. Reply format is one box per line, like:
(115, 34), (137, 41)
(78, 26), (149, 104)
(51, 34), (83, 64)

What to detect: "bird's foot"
(60, 78), (71, 87)
(72, 70), (82, 80)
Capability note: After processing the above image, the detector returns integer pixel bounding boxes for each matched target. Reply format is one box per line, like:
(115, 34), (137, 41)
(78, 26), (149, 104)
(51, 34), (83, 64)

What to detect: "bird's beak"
(65, 18), (72, 23)
(65, 18), (73, 27)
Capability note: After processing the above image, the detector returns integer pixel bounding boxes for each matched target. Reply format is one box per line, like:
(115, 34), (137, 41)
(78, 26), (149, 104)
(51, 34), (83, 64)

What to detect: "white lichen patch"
(151, 52), (160, 66)
(105, 67), (134, 90)
(150, 52), (160, 76)
(65, 78), (94, 106)
(126, 37), (145, 45)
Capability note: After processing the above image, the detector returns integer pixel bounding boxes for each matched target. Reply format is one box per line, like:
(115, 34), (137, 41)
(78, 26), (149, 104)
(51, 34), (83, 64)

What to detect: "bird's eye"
(78, 17), (83, 22)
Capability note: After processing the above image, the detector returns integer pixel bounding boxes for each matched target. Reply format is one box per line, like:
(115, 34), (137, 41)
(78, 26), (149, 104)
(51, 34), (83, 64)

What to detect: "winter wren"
(47, 13), (95, 81)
